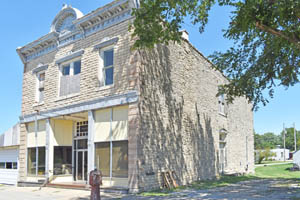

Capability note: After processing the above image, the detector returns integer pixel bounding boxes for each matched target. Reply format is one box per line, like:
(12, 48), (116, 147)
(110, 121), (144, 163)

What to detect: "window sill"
(95, 84), (114, 92)
(55, 93), (80, 102)
(32, 102), (44, 107)
(219, 112), (227, 117)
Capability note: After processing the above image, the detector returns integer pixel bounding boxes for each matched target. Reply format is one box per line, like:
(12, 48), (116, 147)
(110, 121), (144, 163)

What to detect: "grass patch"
(140, 189), (171, 197)
(257, 161), (291, 165)
(255, 163), (300, 179)
(186, 175), (257, 190)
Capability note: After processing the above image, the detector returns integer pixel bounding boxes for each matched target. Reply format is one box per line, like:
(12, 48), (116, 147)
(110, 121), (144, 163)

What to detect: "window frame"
(99, 46), (114, 87)
(35, 70), (46, 104)
(94, 140), (128, 178)
(58, 58), (82, 97)
(27, 147), (46, 177)
(218, 94), (227, 116)
(59, 58), (81, 77)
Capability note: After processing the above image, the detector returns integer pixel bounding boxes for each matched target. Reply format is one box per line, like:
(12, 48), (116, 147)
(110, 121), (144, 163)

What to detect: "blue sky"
(0, 0), (299, 135)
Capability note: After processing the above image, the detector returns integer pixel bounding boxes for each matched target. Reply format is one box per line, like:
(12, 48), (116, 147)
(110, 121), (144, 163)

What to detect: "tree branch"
(255, 22), (300, 50)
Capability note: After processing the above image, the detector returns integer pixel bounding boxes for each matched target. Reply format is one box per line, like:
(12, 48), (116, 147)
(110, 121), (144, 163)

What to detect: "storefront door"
(76, 150), (88, 181)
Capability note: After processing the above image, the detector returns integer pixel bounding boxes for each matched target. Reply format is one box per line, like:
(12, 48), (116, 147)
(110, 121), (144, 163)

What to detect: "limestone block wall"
(21, 19), (138, 117)
(136, 41), (254, 191)
(226, 97), (255, 174)
(19, 19), (139, 181)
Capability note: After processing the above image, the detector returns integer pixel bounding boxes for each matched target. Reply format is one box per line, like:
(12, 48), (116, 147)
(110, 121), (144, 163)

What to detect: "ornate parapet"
(17, 0), (137, 64)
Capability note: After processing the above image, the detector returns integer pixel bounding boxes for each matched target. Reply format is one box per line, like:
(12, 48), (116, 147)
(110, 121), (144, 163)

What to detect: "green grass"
(186, 175), (257, 190)
(257, 160), (291, 165)
(140, 164), (300, 197)
(140, 189), (171, 197)
(255, 163), (300, 179)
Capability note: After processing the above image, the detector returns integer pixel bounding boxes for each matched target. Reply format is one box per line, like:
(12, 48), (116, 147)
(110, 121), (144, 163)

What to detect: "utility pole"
(283, 123), (286, 162)
(294, 123), (297, 152)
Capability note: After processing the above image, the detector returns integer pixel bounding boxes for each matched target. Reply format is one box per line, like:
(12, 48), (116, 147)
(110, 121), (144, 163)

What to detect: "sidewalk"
(255, 161), (293, 168)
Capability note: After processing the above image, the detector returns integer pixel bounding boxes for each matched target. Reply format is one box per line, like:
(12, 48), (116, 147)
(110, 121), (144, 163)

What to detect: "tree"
(255, 148), (276, 164)
(254, 132), (280, 150)
(280, 127), (300, 151)
(131, 0), (300, 110)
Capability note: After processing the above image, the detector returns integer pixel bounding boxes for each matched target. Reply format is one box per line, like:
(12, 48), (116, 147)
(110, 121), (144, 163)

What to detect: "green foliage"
(254, 132), (280, 150)
(280, 127), (300, 151)
(255, 148), (276, 164)
(131, 0), (300, 109)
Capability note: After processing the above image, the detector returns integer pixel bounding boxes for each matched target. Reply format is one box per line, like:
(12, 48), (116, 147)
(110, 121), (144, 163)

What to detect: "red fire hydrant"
(89, 169), (102, 200)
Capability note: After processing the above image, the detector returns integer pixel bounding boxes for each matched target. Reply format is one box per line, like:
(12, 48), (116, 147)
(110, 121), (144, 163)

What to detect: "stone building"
(16, 0), (254, 193)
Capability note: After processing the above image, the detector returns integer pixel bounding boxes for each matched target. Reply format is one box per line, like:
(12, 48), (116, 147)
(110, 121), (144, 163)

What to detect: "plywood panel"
(112, 105), (128, 141)
(94, 108), (111, 142)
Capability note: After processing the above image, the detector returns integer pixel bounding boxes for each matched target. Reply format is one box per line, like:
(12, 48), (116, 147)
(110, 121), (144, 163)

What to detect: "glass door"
(76, 150), (88, 181)
(74, 121), (89, 182)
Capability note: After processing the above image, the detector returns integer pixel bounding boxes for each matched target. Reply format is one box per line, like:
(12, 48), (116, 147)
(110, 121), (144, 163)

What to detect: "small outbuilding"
(271, 147), (290, 161)
(0, 124), (20, 185)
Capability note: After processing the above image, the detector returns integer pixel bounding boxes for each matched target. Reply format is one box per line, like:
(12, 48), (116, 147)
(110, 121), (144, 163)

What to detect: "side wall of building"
(136, 41), (254, 191)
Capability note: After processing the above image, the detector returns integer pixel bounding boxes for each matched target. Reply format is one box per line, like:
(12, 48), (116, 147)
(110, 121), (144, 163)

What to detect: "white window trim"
(218, 94), (227, 116)
(98, 45), (114, 88)
(57, 57), (82, 98)
(35, 71), (46, 105)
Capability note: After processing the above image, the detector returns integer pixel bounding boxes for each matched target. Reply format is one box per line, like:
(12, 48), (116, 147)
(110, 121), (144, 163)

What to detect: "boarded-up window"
(60, 60), (81, 96)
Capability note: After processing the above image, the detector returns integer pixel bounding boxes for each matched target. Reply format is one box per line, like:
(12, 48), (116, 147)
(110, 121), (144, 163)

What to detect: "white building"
(0, 124), (20, 185)
(271, 147), (290, 161)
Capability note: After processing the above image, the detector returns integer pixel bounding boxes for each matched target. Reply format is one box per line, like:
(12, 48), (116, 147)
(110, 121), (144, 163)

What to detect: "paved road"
(0, 186), (123, 200)
(1, 179), (300, 200)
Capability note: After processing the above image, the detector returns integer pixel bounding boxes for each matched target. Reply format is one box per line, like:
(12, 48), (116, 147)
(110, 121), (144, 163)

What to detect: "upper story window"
(218, 94), (226, 116)
(37, 71), (45, 103)
(62, 65), (70, 76)
(99, 47), (114, 87)
(59, 60), (81, 97)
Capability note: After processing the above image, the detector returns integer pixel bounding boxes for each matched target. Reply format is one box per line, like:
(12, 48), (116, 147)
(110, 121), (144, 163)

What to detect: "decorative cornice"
(74, 0), (129, 25)
(17, 0), (132, 64)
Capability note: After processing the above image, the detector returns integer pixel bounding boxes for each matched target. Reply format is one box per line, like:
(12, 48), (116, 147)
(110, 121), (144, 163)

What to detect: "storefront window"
(38, 147), (45, 175)
(112, 141), (128, 178)
(95, 141), (128, 178)
(0, 163), (5, 169)
(27, 148), (36, 176)
(27, 147), (45, 176)
(54, 146), (72, 175)
(95, 142), (110, 177)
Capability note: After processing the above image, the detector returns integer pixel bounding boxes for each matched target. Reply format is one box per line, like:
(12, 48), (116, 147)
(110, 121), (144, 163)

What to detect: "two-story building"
(17, 0), (254, 193)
